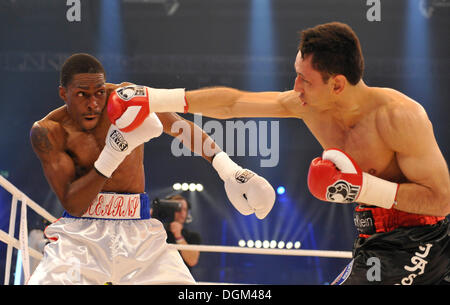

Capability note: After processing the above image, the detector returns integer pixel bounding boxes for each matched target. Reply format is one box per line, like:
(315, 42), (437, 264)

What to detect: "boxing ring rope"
(0, 175), (58, 285)
(0, 175), (352, 285)
(170, 244), (352, 259)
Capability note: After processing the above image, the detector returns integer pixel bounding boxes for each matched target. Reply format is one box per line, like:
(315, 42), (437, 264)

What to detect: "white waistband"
(63, 192), (150, 220)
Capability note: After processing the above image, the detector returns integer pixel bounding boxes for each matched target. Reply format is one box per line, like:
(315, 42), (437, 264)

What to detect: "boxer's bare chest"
(62, 123), (145, 192)
(64, 126), (106, 177)
(303, 111), (404, 181)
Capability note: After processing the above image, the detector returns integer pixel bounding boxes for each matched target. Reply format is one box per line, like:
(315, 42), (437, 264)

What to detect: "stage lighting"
(238, 240), (246, 247)
(276, 186), (285, 195)
(173, 183), (181, 190)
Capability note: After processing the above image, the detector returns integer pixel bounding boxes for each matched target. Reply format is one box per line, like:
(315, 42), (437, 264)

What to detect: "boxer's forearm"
(163, 113), (222, 163)
(394, 183), (450, 217)
(185, 87), (296, 119)
(62, 169), (107, 217)
(183, 120), (222, 163)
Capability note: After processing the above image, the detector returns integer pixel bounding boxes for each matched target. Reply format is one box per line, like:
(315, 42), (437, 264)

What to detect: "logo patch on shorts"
(354, 209), (376, 235)
(109, 130), (128, 152)
(326, 180), (360, 203)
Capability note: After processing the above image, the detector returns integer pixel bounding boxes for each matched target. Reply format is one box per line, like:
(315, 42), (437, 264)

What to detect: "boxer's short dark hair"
(298, 22), (364, 85)
(60, 53), (105, 87)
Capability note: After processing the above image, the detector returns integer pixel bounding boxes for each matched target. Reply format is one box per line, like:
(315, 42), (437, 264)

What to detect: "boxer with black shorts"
(163, 22), (449, 285)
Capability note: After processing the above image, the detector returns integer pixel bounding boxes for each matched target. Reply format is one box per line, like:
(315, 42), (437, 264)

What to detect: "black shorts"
(332, 219), (450, 285)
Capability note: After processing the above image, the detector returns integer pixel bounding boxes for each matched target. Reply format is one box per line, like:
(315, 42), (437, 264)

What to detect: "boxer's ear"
(59, 86), (68, 104)
(332, 75), (346, 95)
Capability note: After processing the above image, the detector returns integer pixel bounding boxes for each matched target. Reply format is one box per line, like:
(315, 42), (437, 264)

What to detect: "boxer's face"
(59, 73), (107, 131)
(174, 200), (188, 224)
(293, 51), (335, 109)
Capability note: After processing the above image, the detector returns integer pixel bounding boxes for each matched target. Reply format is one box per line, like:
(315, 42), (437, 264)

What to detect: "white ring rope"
(0, 229), (43, 261)
(170, 244), (352, 258)
(0, 175), (57, 223)
(0, 175), (352, 285)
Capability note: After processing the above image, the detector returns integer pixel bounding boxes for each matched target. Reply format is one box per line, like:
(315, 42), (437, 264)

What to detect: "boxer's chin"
(80, 116), (100, 131)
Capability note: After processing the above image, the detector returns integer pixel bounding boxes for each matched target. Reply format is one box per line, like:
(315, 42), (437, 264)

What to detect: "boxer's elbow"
(197, 104), (237, 120)
(439, 189), (450, 217)
(63, 205), (85, 217)
(433, 186), (450, 217)
(61, 198), (88, 217)
(210, 107), (236, 120)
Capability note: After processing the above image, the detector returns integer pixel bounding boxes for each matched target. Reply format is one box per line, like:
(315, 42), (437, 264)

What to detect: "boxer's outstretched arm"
(157, 112), (276, 219)
(107, 83), (304, 119)
(157, 112), (221, 162)
(30, 120), (107, 216)
(185, 87), (305, 119)
(377, 102), (450, 216)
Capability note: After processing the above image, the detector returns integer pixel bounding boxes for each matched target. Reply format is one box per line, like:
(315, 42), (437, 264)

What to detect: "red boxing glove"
(108, 86), (150, 133)
(307, 148), (399, 209)
(107, 85), (187, 132)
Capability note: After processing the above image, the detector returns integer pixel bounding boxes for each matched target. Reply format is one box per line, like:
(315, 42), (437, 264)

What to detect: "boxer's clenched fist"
(307, 148), (399, 209)
(212, 152), (275, 219)
(94, 113), (163, 178)
(108, 85), (187, 132)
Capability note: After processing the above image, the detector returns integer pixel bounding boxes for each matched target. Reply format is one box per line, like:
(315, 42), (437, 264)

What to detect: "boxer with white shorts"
(29, 193), (198, 285)
(29, 53), (276, 284)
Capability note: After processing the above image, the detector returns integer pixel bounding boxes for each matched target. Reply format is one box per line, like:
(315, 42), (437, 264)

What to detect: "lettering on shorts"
(82, 193), (141, 220)
(397, 243), (433, 285)
(353, 210), (376, 235)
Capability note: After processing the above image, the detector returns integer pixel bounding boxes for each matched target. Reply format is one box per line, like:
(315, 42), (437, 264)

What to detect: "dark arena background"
(0, 0), (448, 286)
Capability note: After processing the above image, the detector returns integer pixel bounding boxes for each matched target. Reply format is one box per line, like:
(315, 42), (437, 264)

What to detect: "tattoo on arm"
(31, 126), (53, 153)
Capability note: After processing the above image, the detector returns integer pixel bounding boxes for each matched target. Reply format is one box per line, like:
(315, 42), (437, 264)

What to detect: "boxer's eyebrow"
(77, 83), (105, 90)
(297, 72), (310, 83)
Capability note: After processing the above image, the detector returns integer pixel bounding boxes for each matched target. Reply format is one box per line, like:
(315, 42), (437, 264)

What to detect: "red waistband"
(354, 205), (444, 238)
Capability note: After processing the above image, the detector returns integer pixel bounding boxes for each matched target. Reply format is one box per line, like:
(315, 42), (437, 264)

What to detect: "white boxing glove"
(212, 152), (275, 219)
(94, 113), (163, 178)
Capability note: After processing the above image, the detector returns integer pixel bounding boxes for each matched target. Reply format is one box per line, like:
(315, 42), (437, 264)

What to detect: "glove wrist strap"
(94, 146), (126, 179)
(212, 152), (240, 181)
(357, 173), (399, 209)
(146, 87), (187, 113)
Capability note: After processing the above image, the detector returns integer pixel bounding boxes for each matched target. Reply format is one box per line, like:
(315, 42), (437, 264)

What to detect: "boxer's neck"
(331, 80), (372, 129)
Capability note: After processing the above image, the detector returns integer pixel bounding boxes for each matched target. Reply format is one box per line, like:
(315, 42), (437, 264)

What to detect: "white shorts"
(27, 193), (195, 285)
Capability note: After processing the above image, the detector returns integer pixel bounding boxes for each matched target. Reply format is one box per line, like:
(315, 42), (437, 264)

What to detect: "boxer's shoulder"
(373, 88), (427, 128)
(372, 88), (430, 149)
(30, 107), (68, 154)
